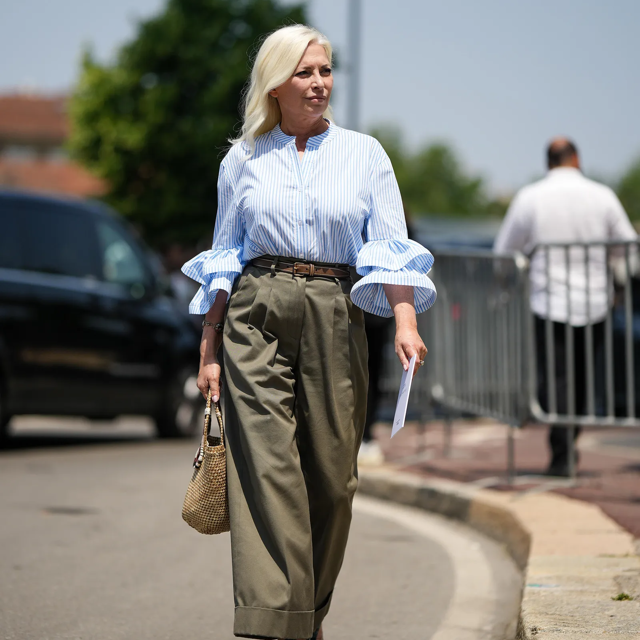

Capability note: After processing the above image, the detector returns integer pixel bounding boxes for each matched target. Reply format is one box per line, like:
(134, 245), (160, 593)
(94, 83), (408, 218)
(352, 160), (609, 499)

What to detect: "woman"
(182, 24), (436, 640)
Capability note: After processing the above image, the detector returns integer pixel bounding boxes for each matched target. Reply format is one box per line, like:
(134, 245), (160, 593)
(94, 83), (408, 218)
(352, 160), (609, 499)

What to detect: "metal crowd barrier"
(424, 250), (530, 426)
(377, 240), (640, 480)
(529, 241), (640, 428)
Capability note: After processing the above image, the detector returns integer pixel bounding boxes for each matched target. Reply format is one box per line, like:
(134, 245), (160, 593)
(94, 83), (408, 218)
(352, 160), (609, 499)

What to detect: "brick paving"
(374, 419), (640, 539)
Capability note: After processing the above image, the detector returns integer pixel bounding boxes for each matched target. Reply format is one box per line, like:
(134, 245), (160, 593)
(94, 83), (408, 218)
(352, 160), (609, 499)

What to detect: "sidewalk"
(378, 420), (640, 538)
(362, 419), (640, 639)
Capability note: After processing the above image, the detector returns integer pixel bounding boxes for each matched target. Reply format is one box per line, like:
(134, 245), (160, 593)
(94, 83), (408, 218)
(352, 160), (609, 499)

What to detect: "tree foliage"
(68, 0), (306, 247)
(370, 126), (640, 222)
(617, 157), (640, 222)
(370, 126), (508, 218)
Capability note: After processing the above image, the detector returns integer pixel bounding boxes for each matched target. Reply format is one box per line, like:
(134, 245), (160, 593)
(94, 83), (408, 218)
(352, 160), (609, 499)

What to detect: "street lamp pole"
(346, 0), (361, 132)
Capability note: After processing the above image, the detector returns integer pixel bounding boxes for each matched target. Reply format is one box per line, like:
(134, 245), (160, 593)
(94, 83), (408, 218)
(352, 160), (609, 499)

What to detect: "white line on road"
(353, 495), (521, 640)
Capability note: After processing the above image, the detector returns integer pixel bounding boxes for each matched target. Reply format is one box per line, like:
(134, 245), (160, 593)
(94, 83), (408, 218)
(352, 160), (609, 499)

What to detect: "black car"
(0, 190), (202, 444)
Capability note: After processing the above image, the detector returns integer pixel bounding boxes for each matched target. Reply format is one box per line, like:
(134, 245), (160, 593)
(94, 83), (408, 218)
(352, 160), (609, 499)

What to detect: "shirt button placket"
(299, 184), (306, 257)
(299, 186), (304, 256)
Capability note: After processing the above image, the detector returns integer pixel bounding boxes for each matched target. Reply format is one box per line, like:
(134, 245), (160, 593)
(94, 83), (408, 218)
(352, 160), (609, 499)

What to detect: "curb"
(357, 467), (532, 638)
(357, 468), (532, 571)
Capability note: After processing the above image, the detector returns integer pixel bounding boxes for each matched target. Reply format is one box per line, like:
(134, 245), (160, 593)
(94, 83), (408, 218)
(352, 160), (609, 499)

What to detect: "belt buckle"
(293, 262), (314, 277)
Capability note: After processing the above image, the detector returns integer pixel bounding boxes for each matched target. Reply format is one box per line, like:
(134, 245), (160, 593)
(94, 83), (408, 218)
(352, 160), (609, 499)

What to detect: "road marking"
(353, 495), (518, 640)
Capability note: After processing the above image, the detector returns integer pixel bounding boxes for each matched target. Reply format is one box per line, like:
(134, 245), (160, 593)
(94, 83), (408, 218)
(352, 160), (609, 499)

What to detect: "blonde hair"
(231, 24), (334, 153)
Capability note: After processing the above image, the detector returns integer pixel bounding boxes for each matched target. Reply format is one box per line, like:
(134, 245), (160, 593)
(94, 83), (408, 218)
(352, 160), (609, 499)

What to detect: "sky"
(1, 0), (639, 195)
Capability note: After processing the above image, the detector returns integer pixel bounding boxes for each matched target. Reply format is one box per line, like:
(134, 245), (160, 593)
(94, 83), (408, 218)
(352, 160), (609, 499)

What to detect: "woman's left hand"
(395, 325), (428, 378)
(382, 284), (428, 378)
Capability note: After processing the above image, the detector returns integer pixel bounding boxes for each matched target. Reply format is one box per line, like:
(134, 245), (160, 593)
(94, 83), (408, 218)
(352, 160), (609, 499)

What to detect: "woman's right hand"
(197, 322), (224, 402)
(197, 360), (222, 402)
(197, 291), (228, 402)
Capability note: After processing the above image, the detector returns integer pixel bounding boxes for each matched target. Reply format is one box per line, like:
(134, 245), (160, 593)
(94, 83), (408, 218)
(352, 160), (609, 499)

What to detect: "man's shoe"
(545, 464), (571, 477)
(545, 450), (580, 478)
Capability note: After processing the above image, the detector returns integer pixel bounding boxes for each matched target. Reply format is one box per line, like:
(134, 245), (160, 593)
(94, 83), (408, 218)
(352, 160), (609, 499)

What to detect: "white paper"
(391, 354), (417, 438)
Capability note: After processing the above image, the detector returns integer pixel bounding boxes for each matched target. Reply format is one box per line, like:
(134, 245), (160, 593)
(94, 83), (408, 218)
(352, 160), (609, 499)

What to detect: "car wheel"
(154, 368), (203, 439)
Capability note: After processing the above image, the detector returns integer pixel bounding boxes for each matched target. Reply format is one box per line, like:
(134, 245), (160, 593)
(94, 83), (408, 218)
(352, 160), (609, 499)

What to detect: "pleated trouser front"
(221, 263), (368, 639)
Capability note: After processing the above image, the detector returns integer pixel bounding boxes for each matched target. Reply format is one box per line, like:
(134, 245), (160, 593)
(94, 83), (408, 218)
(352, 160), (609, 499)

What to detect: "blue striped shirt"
(182, 121), (436, 317)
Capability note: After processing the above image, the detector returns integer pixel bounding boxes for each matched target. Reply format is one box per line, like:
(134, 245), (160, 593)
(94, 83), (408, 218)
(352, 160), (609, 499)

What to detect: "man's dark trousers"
(534, 316), (605, 473)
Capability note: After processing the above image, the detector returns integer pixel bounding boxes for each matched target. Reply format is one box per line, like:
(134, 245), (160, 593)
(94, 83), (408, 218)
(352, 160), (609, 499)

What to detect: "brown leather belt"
(251, 257), (351, 280)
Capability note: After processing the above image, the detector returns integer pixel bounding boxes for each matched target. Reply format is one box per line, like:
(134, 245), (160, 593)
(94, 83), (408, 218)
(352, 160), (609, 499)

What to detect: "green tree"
(617, 157), (640, 222)
(370, 126), (508, 218)
(68, 0), (306, 247)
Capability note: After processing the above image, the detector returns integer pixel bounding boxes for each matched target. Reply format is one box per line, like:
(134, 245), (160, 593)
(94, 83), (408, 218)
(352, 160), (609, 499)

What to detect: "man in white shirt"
(494, 138), (636, 476)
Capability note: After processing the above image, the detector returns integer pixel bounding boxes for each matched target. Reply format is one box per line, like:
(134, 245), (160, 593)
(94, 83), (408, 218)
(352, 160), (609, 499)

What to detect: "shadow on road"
(1, 432), (154, 451)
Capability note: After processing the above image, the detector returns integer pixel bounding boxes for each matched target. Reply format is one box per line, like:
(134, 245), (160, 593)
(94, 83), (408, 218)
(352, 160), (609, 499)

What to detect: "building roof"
(0, 94), (69, 146)
(0, 158), (106, 198)
(0, 92), (106, 197)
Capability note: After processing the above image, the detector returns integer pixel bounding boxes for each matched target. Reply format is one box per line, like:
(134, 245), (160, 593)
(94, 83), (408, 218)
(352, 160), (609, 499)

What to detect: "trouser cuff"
(313, 592), (333, 632)
(234, 606), (315, 639)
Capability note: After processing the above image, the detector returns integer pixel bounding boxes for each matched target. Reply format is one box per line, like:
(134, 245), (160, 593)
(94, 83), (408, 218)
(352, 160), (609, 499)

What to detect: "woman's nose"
(311, 72), (324, 88)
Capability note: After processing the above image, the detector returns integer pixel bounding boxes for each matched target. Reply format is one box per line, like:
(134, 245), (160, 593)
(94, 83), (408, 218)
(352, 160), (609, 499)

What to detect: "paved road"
(0, 419), (521, 640)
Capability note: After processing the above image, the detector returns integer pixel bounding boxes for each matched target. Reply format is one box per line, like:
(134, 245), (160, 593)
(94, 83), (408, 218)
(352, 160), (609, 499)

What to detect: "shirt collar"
(547, 167), (582, 178)
(271, 119), (335, 148)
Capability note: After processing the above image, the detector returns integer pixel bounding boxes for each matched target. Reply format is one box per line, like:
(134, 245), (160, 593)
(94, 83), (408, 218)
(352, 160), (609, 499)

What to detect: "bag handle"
(214, 395), (224, 446)
(202, 389), (225, 447)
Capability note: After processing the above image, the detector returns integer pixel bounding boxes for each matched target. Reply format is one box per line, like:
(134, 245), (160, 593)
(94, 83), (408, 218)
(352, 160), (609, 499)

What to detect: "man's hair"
(547, 138), (579, 169)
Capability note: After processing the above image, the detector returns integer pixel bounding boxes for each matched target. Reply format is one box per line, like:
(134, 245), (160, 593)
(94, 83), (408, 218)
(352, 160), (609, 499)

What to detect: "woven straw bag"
(182, 389), (230, 534)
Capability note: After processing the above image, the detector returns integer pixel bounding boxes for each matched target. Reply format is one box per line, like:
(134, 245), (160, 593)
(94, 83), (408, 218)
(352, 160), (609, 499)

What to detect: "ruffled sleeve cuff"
(350, 239), (437, 317)
(181, 247), (245, 314)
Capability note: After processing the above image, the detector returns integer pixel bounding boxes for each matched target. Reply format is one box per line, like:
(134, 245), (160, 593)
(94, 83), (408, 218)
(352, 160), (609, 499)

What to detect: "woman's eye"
(296, 71), (310, 77)
(322, 68), (332, 75)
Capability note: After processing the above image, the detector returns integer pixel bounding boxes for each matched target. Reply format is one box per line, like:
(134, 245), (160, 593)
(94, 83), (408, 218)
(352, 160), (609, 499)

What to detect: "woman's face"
(269, 43), (333, 122)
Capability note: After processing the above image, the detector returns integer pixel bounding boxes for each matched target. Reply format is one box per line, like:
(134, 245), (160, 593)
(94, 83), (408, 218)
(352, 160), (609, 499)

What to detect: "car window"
(0, 198), (102, 278)
(97, 220), (148, 290)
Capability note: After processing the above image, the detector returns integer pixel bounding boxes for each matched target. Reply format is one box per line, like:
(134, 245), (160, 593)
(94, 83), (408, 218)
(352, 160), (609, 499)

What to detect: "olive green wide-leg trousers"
(222, 262), (368, 640)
